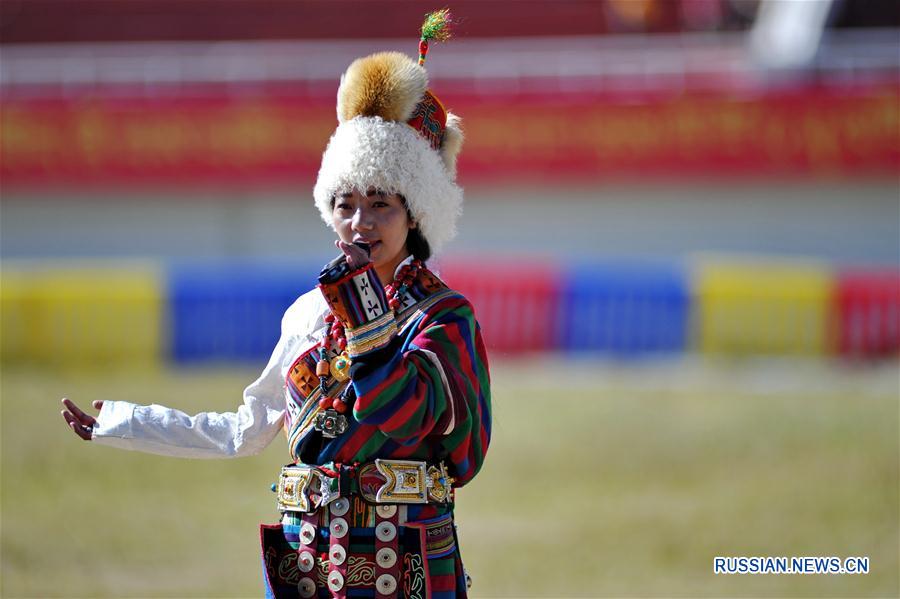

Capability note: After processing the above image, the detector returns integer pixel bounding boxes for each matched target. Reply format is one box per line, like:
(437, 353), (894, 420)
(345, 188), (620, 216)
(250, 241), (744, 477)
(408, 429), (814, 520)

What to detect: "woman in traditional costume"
(61, 11), (491, 598)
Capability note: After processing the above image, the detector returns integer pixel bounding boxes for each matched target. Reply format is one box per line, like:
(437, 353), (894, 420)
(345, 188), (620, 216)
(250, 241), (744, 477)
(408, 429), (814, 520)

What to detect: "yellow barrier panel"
(0, 270), (34, 362)
(0, 262), (164, 369)
(695, 258), (833, 356)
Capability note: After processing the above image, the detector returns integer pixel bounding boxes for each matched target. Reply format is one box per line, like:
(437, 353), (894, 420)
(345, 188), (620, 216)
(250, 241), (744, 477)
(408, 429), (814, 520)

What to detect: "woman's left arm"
(319, 262), (491, 485)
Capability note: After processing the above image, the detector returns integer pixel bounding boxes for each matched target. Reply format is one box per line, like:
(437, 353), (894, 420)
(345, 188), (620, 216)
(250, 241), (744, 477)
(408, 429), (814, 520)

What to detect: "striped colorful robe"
(262, 259), (492, 598)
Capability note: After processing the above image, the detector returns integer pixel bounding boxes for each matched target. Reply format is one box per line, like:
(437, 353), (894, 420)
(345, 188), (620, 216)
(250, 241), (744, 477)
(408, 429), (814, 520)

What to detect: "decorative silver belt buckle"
(276, 465), (340, 513)
(315, 408), (348, 438)
(375, 459), (428, 504)
(276, 466), (317, 513)
(425, 462), (454, 504)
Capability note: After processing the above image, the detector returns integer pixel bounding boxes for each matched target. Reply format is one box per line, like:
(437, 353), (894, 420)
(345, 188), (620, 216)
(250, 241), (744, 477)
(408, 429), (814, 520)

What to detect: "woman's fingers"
(71, 421), (92, 440)
(62, 409), (93, 440)
(337, 240), (370, 270)
(61, 397), (86, 424)
(60, 397), (96, 440)
(61, 397), (97, 427)
(92, 400), (104, 411)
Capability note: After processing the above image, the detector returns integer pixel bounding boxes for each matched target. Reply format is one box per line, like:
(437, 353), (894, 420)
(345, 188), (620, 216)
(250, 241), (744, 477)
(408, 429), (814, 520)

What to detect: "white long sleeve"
(91, 289), (329, 458)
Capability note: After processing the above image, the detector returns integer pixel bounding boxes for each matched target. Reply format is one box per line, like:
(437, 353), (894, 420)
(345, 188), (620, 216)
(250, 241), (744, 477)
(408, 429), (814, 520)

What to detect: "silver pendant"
(315, 409), (348, 438)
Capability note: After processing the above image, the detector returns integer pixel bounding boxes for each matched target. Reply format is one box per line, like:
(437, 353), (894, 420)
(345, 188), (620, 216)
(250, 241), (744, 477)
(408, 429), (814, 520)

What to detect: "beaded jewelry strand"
(384, 259), (422, 311)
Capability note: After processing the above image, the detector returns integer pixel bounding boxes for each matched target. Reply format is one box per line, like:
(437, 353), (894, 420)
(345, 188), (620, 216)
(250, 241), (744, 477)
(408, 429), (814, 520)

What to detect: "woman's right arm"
(59, 303), (306, 459)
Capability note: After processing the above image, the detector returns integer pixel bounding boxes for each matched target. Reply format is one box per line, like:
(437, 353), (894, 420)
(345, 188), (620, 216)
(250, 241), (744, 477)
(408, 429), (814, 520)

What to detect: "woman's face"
(332, 188), (414, 278)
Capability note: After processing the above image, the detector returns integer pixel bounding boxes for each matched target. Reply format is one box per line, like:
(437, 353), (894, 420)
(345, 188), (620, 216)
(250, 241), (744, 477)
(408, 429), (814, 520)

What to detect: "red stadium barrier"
(437, 258), (561, 355)
(834, 269), (900, 357)
(2, 83), (898, 188)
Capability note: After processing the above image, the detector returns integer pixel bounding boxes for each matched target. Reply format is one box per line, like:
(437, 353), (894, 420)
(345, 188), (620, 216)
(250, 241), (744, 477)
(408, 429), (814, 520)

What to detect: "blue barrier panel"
(168, 261), (323, 363)
(559, 261), (690, 356)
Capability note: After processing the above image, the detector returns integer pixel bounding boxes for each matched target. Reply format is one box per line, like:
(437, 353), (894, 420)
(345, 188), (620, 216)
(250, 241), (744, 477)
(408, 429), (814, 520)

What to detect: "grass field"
(2, 357), (897, 598)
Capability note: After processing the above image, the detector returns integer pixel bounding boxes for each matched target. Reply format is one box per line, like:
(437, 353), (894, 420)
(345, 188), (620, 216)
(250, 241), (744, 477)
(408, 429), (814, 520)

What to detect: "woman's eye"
(336, 203), (352, 211)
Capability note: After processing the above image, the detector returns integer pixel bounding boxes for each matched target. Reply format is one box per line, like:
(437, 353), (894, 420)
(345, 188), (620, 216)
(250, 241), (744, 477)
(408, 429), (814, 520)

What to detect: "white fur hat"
(313, 51), (464, 255)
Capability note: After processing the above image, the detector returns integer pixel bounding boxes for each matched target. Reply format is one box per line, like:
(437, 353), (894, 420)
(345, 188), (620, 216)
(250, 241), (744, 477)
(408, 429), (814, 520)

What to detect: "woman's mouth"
(354, 239), (381, 253)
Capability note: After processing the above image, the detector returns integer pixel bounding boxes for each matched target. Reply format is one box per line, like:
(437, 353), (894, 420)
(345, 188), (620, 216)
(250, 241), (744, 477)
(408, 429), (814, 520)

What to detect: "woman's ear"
(409, 220), (418, 230)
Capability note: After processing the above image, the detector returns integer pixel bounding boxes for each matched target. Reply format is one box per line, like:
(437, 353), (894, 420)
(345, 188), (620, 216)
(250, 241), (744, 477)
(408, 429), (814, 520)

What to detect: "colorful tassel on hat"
(418, 8), (454, 66)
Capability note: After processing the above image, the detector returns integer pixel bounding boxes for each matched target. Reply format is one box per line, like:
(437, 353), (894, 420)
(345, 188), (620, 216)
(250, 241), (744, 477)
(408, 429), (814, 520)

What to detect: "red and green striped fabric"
(309, 263), (491, 488)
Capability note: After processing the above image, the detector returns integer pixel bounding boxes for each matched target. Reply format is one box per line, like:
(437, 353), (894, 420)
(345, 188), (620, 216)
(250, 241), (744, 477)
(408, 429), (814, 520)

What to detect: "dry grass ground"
(2, 357), (897, 598)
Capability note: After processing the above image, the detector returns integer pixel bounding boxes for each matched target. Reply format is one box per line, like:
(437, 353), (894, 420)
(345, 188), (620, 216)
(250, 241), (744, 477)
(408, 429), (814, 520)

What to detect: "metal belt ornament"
(275, 465), (342, 513)
(275, 460), (454, 514)
(370, 460), (454, 504)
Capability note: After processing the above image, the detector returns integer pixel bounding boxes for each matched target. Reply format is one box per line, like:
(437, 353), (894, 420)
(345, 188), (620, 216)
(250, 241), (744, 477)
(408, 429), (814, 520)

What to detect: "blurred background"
(1, 1), (898, 597)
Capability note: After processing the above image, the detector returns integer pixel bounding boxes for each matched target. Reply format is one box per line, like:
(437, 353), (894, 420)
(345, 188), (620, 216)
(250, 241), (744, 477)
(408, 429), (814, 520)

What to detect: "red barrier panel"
(835, 269), (900, 357)
(437, 259), (561, 355)
(2, 82), (898, 188)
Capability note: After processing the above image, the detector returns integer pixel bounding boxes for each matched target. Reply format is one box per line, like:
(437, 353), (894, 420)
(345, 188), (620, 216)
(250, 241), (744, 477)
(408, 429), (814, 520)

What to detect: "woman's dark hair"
(398, 194), (431, 262)
(405, 225), (431, 262)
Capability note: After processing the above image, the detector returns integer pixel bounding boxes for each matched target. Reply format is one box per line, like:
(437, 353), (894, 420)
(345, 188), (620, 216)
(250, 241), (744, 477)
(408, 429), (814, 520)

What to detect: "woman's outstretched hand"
(61, 398), (103, 440)
(335, 240), (371, 270)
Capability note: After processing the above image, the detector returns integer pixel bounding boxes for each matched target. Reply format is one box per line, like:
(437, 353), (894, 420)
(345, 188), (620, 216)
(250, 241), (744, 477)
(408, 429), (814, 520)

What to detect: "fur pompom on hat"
(313, 50), (464, 256)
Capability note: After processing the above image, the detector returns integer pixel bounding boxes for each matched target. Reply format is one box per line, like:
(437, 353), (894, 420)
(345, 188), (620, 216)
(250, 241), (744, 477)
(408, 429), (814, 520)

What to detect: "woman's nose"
(352, 208), (374, 231)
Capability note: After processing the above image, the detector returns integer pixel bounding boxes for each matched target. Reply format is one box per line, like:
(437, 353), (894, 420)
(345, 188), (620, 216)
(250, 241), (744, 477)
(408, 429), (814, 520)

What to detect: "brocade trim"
(346, 311), (398, 357)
